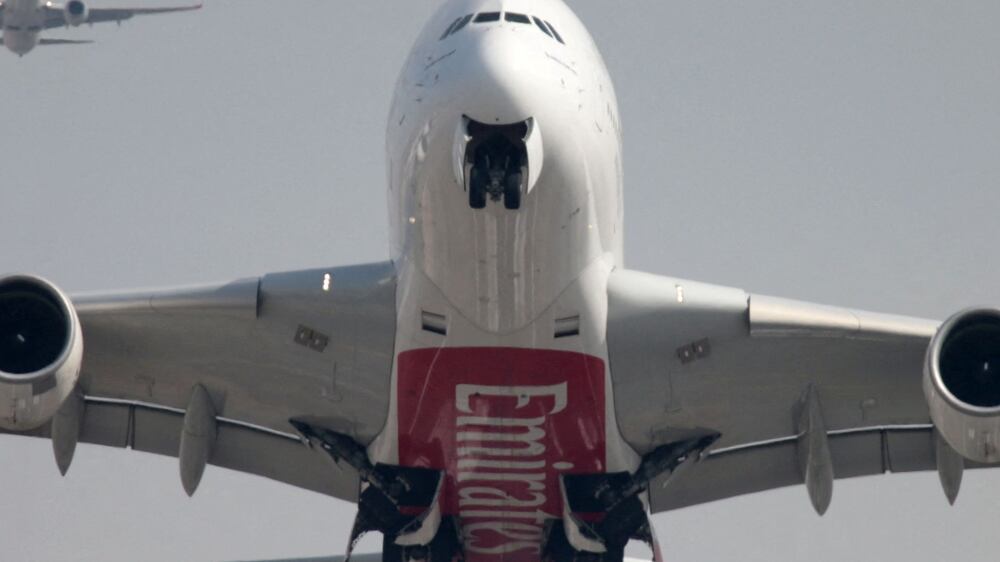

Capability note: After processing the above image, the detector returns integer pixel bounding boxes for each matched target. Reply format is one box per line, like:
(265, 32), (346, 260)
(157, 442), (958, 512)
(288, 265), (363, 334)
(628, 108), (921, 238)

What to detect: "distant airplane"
(0, 0), (201, 56)
(2, 0), (999, 561)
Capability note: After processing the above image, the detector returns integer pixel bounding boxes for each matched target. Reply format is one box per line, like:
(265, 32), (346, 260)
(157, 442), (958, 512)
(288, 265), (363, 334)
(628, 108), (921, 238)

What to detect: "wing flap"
(4, 397), (361, 499)
(652, 426), (943, 511)
(82, 401), (130, 447)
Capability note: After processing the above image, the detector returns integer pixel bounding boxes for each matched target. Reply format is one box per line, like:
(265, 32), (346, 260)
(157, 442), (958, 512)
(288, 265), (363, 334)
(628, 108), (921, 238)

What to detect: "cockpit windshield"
(440, 12), (566, 44)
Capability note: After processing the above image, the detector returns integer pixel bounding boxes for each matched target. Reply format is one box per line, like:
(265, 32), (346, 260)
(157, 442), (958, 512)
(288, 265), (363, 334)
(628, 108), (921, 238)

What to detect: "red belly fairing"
(397, 347), (607, 562)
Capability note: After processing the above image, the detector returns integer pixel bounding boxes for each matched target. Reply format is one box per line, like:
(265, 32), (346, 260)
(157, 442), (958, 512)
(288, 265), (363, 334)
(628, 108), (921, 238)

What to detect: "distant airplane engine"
(63, 0), (90, 26)
(924, 308), (1000, 463)
(0, 276), (83, 431)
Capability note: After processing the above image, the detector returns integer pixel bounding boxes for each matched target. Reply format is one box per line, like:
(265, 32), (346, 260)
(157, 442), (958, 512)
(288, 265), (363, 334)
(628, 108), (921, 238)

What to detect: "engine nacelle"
(924, 308), (1000, 463)
(63, 0), (89, 27)
(0, 276), (83, 431)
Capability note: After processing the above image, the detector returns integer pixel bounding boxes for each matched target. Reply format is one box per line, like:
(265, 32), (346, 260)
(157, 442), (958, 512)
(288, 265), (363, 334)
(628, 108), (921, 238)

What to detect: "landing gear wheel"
(469, 167), (487, 209)
(504, 171), (522, 210)
(383, 543), (436, 562)
(543, 520), (627, 562)
(382, 517), (463, 562)
(382, 538), (405, 562)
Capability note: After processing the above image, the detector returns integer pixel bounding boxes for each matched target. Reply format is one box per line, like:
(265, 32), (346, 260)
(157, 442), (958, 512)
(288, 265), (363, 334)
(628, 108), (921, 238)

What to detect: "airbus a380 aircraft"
(0, 0), (200, 56)
(2, 0), (998, 561)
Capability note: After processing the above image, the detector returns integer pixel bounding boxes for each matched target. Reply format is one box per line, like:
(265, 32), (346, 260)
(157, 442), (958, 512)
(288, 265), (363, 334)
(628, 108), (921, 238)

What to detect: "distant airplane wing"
(43, 3), (201, 29)
(1, 262), (397, 501)
(38, 38), (94, 45)
(604, 269), (977, 514)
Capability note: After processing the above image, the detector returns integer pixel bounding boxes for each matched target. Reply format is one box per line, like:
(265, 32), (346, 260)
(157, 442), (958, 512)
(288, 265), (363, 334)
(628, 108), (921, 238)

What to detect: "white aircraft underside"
(2, 0), (999, 561)
(0, 0), (200, 56)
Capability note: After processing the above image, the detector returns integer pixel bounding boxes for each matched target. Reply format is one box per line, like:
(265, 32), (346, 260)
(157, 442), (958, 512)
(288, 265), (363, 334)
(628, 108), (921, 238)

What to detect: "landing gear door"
(523, 117), (544, 194)
(452, 115), (472, 192)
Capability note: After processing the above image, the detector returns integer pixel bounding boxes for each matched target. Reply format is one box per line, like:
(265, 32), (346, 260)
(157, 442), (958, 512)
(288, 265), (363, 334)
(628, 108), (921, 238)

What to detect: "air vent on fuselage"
(421, 311), (448, 336)
(555, 315), (581, 338)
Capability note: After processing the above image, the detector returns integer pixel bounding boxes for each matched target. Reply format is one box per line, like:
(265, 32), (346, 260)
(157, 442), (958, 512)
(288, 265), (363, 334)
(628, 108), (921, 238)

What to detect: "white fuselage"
(370, 1), (638, 560)
(2, 0), (45, 55)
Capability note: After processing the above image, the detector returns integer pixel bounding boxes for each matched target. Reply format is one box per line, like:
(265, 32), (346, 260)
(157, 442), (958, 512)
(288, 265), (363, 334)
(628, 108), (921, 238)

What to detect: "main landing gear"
(290, 419), (463, 562)
(544, 434), (721, 562)
(291, 417), (719, 562)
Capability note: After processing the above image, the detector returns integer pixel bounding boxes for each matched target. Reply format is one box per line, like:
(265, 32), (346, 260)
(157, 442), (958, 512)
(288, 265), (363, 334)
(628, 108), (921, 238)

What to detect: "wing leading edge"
(603, 269), (972, 513)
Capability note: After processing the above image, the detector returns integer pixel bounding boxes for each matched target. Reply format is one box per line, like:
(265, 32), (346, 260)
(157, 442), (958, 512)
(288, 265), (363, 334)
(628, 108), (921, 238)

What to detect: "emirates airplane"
(0, 0), (200, 56)
(1, 1), (998, 561)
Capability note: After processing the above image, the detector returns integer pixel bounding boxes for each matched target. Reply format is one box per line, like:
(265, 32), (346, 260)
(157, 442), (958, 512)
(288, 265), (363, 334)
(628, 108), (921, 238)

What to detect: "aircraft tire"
(469, 168), (487, 209)
(504, 172), (522, 210)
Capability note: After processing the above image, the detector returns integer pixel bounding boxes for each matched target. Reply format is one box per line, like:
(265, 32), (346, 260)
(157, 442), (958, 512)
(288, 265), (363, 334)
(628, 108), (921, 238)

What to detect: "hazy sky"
(3, 1), (1000, 561)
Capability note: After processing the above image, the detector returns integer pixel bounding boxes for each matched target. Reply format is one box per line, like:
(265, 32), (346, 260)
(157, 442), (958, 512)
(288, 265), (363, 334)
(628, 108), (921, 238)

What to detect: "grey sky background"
(2, 1), (999, 560)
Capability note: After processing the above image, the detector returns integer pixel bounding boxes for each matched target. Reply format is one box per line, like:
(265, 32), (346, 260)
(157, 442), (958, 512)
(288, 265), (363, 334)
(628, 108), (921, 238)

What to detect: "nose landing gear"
(465, 119), (529, 210)
(468, 166), (522, 210)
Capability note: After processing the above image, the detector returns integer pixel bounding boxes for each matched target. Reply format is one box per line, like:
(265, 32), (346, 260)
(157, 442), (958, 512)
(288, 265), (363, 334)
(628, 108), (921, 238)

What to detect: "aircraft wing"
(1, 262), (397, 501)
(38, 38), (93, 45)
(605, 269), (980, 514)
(43, 3), (201, 29)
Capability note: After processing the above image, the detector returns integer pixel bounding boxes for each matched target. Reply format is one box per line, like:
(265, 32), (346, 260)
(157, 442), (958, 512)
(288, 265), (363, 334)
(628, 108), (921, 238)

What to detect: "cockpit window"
(544, 20), (565, 44)
(452, 14), (473, 34)
(440, 14), (473, 40)
(505, 12), (531, 24)
(532, 16), (552, 37)
(440, 17), (462, 40)
(474, 12), (501, 23)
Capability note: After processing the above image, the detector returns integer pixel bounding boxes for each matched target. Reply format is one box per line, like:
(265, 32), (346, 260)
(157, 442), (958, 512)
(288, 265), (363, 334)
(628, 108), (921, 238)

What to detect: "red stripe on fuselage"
(397, 347), (607, 562)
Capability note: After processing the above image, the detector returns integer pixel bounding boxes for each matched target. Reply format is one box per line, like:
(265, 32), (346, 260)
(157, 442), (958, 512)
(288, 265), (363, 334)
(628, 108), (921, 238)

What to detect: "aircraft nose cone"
(459, 30), (551, 124)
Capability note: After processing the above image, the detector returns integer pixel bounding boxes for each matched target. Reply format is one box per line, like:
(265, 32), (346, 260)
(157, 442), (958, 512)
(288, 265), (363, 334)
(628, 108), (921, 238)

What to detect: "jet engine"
(63, 0), (90, 27)
(0, 275), (83, 431)
(924, 308), (1000, 463)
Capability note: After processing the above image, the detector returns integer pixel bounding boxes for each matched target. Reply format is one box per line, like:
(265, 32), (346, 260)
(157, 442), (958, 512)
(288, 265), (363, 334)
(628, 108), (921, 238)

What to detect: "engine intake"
(0, 275), (83, 431)
(924, 308), (1000, 463)
(63, 0), (89, 27)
